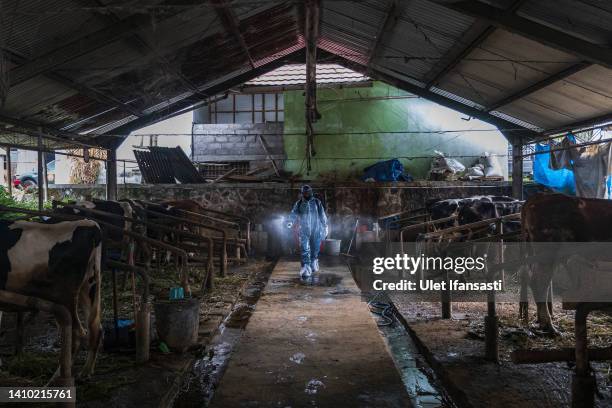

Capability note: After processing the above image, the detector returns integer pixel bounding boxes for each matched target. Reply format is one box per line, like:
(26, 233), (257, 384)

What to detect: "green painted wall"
(283, 81), (508, 180)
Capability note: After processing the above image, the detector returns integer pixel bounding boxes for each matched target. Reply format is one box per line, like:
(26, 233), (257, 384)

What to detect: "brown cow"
(522, 193), (612, 334)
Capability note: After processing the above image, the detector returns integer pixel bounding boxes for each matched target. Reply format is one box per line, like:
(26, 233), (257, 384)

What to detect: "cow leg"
(547, 283), (554, 318)
(79, 245), (103, 379)
(530, 263), (559, 335)
(78, 280), (102, 378)
(519, 265), (530, 325)
(15, 312), (24, 355)
(0, 311), (2, 367)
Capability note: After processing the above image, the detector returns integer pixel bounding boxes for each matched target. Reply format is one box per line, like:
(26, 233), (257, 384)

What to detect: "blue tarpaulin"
(533, 143), (576, 195)
(361, 159), (413, 182)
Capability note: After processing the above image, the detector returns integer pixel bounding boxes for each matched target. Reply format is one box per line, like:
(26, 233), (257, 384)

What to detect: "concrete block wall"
(192, 123), (285, 162)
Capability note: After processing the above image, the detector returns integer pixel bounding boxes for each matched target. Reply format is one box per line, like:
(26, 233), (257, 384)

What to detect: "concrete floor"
(210, 258), (412, 408)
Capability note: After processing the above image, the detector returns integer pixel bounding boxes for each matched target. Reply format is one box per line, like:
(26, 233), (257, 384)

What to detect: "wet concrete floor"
(209, 259), (413, 407)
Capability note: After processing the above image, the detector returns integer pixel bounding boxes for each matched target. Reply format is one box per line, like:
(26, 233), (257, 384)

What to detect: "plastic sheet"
(361, 159), (413, 182)
(533, 143), (575, 195)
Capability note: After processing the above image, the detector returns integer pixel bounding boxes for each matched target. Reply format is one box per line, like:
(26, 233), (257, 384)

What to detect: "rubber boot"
(311, 259), (319, 273)
(300, 264), (312, 279)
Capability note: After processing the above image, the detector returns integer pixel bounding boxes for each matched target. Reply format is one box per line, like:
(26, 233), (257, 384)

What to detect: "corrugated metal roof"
(244, 64), (369, 86)
(1, 0), (611, 149)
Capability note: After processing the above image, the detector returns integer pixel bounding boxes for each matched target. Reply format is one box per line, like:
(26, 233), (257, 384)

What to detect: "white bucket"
(323, 239), (341, 256)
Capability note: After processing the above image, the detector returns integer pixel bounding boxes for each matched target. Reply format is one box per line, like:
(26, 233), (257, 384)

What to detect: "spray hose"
(367, 293), (396, 327)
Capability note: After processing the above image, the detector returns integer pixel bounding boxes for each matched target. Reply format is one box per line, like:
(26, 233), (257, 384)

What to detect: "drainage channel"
(366, 291), (457, 408)
(353, 263), (456, 408)
(172, 317), (243, 407)
(171, 269), (270, 407)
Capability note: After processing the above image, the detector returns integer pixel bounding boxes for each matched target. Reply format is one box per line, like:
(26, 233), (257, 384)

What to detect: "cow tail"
(92, 236), (102, 319)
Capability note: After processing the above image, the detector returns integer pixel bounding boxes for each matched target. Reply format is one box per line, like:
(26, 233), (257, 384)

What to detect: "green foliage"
(0, 185), (51, 219)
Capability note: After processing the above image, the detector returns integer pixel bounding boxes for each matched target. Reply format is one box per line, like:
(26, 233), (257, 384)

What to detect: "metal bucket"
(323, 239), (341, 256)
(154, 297), (200, 352)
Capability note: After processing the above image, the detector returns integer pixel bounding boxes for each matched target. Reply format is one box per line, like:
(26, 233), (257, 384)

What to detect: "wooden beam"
(3, 48), (143, 118)
(106, 149), (118, 201)
(439, 0), (612, 69)
(544, 112), (612, 136)
(211, 0), (255, 68)
(99, 48), (306, 148)
(305, 0), (320, 122)
(425, 22), (495, 89)
(424, 0), (527, 89)
(0, 113), (104, 147)
(305, 0), (320, 172)
(8, 0), (208, 86)
(8, 14), (152, 86)
(367, 0), (398, 66)
(486, 62), (591, 112)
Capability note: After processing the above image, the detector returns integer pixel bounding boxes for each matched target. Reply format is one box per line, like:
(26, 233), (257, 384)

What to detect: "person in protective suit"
(286, 185), (329, 278)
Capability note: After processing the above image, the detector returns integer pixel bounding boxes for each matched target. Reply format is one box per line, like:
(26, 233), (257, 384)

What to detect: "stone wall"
(49, 181), (511, 252)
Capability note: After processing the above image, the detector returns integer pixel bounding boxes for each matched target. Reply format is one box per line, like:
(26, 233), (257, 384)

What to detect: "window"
(208, 93), (284, 124)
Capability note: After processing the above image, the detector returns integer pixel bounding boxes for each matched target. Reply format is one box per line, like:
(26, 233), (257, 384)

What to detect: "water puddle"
(298, 272), (343, 287)
(172, 278), (266, 408)
(172, 314), (243, 407)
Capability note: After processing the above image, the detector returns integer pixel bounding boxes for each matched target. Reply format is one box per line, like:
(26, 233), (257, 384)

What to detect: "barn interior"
(1, 1), (612, 407)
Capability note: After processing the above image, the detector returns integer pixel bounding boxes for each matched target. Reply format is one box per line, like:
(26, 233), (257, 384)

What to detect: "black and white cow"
(424, 196), (523, 283)
(0, 218), (103, 380)
(429, 196), (522, 231)
(56, 199), (133, 242)
(55, 199), (137, 269)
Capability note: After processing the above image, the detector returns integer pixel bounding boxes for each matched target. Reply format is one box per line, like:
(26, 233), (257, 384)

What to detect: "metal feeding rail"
(139, 200), (252, 253)
(416, 212), (522, 362)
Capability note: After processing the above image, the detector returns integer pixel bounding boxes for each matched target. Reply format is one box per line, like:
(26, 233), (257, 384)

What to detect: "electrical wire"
(84, 127), (540, 138)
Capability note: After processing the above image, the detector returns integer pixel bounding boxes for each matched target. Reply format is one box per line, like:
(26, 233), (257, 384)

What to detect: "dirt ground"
(0, 258), (274, 407)
(390, 296), (612, 408)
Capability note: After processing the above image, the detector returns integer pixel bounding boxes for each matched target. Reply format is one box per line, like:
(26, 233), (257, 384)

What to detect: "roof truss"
(367, 0), (399, 66)
(438, 0), (612, 69)
(212, 0), (256, 68)
(485, 62), (591, 112)
(424, 0), (527, 89)
(97, 48), (307, 149)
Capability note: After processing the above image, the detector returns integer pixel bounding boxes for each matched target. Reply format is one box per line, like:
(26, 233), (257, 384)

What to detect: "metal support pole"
(5, 146), (12, 195)
(37, 133), (45, 210)
(512, 137), (523, 200)
(441, 269), (451, 319)
(107, 149), (118, 201)
(485, 219), (502, 362)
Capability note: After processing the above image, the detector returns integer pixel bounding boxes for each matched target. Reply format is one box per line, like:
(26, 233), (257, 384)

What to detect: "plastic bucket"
(323, 239), (341, 256)
(154, 297), (200, 352)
